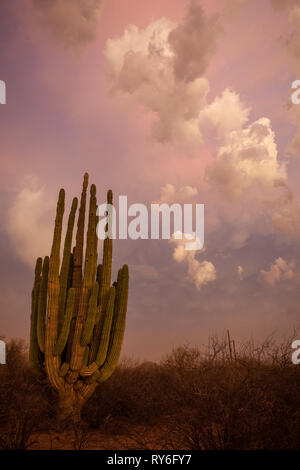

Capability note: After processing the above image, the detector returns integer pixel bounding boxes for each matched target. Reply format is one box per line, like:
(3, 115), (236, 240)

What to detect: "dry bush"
(2, 334), (300, 450)
(0, 339), (53, 449)
(160, 336), (300, 450)
(83, 358), (176, 432)
(81, 334), (300, 449)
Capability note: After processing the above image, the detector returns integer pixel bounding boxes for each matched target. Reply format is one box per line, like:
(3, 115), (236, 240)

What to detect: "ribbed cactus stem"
(53, 288), (75, 356)
(89, 190), (113, 363)
(72, 173), (88, 289)
(68, 184), (98, 380)
(80, 286), (116, 377)
(45, 188), (65, 391)
(59, 362), (70, 377)
(29, 258), (43, 370)
(86, 265), (129, 384)
(58, 197), (78, 329)
(37, 256), (49, 353)
(80, 283), (99, 347)
(29, 174), (129, 424)
(100, 190), (113, 303)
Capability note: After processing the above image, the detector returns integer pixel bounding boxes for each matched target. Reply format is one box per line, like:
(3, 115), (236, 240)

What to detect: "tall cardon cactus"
(29, 173), (129, 423)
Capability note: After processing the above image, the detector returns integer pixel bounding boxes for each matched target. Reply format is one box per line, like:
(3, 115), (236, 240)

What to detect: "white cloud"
(104, 7), (217, 149)
(154, 183), (198, 205)
(272, 200), (300, 236)
(104, 0), (299, 250)
(260, 257), (295, 287)
(6, 176), (55, 266)
(105, 17), (175, 76)
(204, 115), (293, 248)
(198, 88), (250, 138)
(207, 117), (287, 201)
(170, 232), (216, 290)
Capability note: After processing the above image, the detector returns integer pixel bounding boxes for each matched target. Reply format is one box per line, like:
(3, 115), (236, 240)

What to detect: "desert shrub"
(2, 336), (300, 449)
(0, 340), (53, 449)
(82, 337), (300, 449)
(160, 343), (300, 450)
(83, 359), (176, 431)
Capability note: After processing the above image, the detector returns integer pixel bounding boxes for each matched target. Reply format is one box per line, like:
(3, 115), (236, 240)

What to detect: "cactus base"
(57, 389), (84, 427)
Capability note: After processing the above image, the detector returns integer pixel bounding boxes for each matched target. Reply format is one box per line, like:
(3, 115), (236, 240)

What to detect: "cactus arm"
(64, 176), (88, 370)
(37, 256), (49, 353)
(93, 285), (116, 366)
(83, 184), (98, 287)
(80, 282), (99, 346)
(80, 286), (116, 377)
(69, 184), (98, 380)
(53, 288), (75, 356)
(59, 362), (70, 377)
(72, 173), (88, 289)
(97, 265), (129, 383)
(86, 265), (129, 384)
(82, 346), (90, 366)
(57, 197), (78, 329)
(80, 382), (98, 401)
(100, 190), (113, 305)
(29, 258), (43, 370)
(95, 263), (103, 323)
(45, 189), (65, 390)
(89, 190), (113, 362)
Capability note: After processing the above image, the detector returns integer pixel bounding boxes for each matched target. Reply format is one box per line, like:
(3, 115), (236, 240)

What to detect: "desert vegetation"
(1, 333), (300, 450)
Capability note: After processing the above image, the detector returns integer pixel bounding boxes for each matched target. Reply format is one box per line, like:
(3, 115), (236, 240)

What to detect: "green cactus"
(29, 173), (129, 424)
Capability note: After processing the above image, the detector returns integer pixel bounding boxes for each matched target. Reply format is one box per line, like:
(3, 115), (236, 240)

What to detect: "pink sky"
(1, 0), (300, 360)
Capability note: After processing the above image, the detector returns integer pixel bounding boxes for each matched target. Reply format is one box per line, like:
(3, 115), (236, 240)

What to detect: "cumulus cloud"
(105, 17), (175, 75)
(32, 0), (105, 46)
(104, 0), (297, 248)
(168, 3), (221, 82)
(199, 88), (297, 243)
(203, 108), (294, 246)
(207, 117), (287, 201)
(170, 232), (216, 290)
(260, 257), (295, 287)
(272, 200), (300, 236)
(103, 1), (282, 166)
(6, 176), (55, 266)
(198, 88), (250, 139)
(154, 183), (198, 205)
(104, 6), (218, 149)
